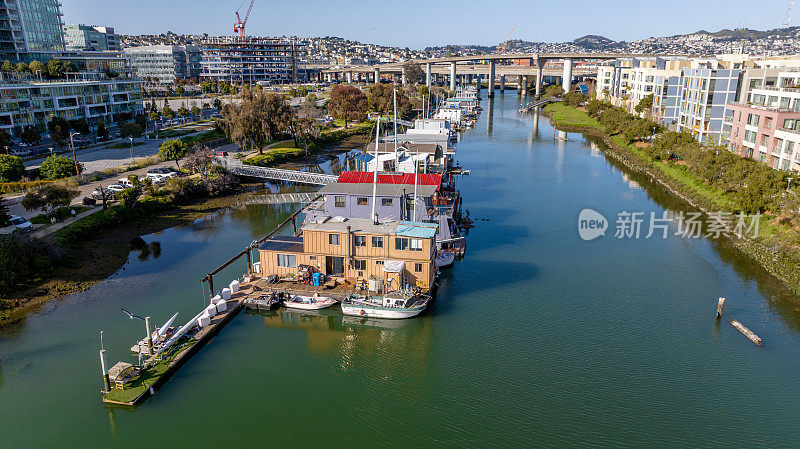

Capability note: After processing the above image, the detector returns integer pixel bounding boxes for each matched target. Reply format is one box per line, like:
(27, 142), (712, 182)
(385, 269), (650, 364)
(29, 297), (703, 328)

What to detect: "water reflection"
(252, 308), (432, 378)
(486, 96), (494, 136)
(129, 238), (162, 261)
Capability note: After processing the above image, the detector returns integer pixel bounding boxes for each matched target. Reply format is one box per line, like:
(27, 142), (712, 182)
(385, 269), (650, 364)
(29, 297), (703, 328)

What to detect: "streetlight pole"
(69, 132), (80, 182)
(129, 136), (134, 160)
(788, 177), (794, 191)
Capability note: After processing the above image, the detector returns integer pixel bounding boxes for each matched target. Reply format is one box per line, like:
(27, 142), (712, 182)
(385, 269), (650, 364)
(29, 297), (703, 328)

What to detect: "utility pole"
(69, 132), (80, 181)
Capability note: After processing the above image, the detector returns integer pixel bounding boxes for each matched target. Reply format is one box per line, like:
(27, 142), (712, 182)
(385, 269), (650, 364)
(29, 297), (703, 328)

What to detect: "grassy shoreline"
(543, 103), (800, 296)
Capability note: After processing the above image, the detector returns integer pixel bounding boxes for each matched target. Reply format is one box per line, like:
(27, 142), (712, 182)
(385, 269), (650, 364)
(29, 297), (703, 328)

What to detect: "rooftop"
(337, 171), (443, 186)
(258, 235), (304, 252)
(318, 182), (438, 197)
(301, 217), (438, 237)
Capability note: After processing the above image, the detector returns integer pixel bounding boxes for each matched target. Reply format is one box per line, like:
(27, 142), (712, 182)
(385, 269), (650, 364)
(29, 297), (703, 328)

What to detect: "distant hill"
(572, 35), (616, 49)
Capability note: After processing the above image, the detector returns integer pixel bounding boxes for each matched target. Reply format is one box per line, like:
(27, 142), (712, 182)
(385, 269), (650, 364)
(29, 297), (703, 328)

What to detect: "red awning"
(337, 171), (442, 186)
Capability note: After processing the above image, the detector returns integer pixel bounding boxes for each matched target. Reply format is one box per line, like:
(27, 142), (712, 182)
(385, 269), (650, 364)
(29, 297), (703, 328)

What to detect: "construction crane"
(497, 25), (516, 54)
(785, 0), (795, 27)
(234, 0), (256, 39)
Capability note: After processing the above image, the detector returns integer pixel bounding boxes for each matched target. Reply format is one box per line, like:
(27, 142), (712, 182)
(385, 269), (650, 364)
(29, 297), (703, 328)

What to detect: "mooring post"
(208, 275), (215, 299)
(292, 216), (297, 236)
(100, 349), (111, 392)
(731, 320), (762, 346)
(716, 297), (725, 319)
(246, 249), (252, 274)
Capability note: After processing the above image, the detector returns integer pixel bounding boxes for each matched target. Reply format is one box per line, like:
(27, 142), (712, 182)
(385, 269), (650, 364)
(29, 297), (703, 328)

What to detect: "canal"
(3, 91), (800, 447)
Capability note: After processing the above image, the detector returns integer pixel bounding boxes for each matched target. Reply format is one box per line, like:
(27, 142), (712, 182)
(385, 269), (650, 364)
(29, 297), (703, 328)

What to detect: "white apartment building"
(675, 66), (740, 144)
(124, 45), (202, 84)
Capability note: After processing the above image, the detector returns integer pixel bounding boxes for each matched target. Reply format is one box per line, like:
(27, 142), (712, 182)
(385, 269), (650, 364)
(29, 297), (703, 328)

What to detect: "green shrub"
(0, 179), (54, 194)
(40, 154), (82, 179)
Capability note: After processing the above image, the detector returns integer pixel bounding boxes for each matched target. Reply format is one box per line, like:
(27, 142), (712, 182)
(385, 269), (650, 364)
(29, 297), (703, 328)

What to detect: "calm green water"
(4, 92), (800, 447)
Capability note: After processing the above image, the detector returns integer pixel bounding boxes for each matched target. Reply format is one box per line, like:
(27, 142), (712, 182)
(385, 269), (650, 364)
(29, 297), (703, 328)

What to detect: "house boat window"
(357, 197), (368, 205)
(354, 235), (367, 247)
(329, 234), (340, 245)
(395, 237), (409, 250)
(277, 254), (297, 268)
(410, 239), (423, 251)
(334, 196), (345, 208)
(372, 236), (383, 247)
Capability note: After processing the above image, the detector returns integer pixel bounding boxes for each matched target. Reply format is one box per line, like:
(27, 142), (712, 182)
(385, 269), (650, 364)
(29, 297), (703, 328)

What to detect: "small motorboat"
(244, 293), (282, 311)
(283, 293), (338, 310)
(435, 250), (455, 269)
(341, 294), (430, 319)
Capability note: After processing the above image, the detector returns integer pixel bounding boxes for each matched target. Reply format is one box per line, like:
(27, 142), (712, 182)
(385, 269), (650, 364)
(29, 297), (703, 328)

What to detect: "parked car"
(106, 184), (127, 195)
(91, 187), (114, 200)
(8, 215), (32, 231)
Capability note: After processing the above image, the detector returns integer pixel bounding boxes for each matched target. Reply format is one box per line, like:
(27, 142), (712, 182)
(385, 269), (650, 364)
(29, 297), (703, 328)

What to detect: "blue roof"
(394, 220), (438, 238)
(576, 85), (589, 94)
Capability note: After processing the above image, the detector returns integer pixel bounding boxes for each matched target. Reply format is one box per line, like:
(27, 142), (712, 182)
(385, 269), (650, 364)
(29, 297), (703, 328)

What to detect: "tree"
(191, 106), (200, 117)
(0, 200), (9, 227)
(116, 175), (143, 209)
(119, 122), (143, 140)
(177, 106), (190, 118)
(306, 92), (317, 104)
(13, 62), (27, 73)
(96, 119), (108, 140)
(20, 126), (40, 146)
(176, 85), (186, 97)
(365, 83), (413, 119)
(148, 111), (160, 123)
(544, 84), (564, 98)
(158, 139), (188, 169)
(0, 154), (24, 182)
(328, 85), (367, 128)
(20, 184), (79, 216)
(68, 118), (89, 135)
(28, 60), (45, 74)
(47, 116), (70, 148)
(40, 154), (82, 179)
(0, 60), (12, 73)
(403, 61), (424, 85)
(162, 105), (176, 121)
(562, 92), (589, 107)
(212, 98), (222, 110)
(46, 59), (70, 78)
(635, 94), (654, 115)
(219, 88), (293, 153)
(0, 128), (10, 150)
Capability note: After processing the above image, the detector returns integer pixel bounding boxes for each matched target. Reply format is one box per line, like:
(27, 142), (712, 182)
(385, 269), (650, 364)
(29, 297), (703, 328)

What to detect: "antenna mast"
(785, 0), (795, 27)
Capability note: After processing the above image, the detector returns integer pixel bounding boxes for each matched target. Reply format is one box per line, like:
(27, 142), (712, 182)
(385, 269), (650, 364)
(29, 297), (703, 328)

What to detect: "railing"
(226, 160), (338, 185)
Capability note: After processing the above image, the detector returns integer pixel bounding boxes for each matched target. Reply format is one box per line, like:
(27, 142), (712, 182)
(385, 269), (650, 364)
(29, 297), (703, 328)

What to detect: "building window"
(354, 235), (367, 247)
(744, 130), (756, 143)
(334, 196), (345, 208)
(765, 117), (773, 128)
(414, 263), (423, 273)
(277, 254), (296, 268)
(376, 260), (384, 265)
(329, 234), (340, 245)
(354, 259), (366, 270)
(395, 237), (409, 250)
(382, 198), (393, 206)
(357, 197), (368, 206)
(410, 238), (423, 251)
(372, 236), (383, 248)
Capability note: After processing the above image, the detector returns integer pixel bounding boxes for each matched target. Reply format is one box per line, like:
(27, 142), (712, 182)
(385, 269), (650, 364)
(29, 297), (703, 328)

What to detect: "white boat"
(283, 293), (338, 310)
(435, 250), (455, 268)
(341, 294), (430, 319)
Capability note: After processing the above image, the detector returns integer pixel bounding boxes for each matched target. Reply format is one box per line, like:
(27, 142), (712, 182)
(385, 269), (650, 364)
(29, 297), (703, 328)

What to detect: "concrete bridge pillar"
(500, 74), (505, 92)
(401, 68), (408, 86)
(488, 61), (496, 97)
(374, 69), (380, 84)
(522, 75), (529, 97)
(562, 58), (573, 92)
(535, 58), (545, 99)
(517, 75), (523, 95)
(426, 63), (431, 88)
(449, 62), (457, 91)
(346, 72), (353, 83)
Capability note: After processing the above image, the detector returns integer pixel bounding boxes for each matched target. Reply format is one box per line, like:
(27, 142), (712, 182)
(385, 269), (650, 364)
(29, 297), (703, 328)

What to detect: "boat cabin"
(257, 217), (438, 291)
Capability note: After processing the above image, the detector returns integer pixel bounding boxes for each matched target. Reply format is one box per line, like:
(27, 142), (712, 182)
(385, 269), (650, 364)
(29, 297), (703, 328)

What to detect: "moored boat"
(244, 292), (282, 310)
(435, 250), (455, 268)
(283, 293), (338, 310)
(341, 294), (430, 319)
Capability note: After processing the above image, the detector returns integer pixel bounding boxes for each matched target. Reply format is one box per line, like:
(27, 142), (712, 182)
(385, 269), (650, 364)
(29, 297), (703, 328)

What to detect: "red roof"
(337, 171), (442, 186)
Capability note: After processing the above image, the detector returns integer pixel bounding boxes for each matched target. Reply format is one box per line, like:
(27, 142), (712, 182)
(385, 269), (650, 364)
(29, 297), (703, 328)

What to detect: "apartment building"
(727, 102), (800, 170)
(124, 45), (202, 83)
(0, 0), (65, 62)
(675, 66), (740, 144)
(200, 37), (300, 85)
(63, 25), (120, 52)
(0, 72), (143, 137)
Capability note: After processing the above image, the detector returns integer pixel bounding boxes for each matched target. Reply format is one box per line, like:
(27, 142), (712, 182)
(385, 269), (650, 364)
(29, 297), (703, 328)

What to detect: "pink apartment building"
(727, 102), (800, 170)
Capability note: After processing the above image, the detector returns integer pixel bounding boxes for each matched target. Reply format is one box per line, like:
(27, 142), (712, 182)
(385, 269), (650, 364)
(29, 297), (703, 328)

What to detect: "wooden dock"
(101, 279), (262, 407)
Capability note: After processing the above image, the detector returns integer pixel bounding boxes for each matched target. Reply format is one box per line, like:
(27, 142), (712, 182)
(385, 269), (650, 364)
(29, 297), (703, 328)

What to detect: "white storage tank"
(216, 300), (228, 313)
(210, 294), (222, 305)
(221, 288), (232, 301)
(198, 314), (211, 327)
(205, 304), (217, 318)
(229, 280), (240, 293)
(253, 262), (261, 274)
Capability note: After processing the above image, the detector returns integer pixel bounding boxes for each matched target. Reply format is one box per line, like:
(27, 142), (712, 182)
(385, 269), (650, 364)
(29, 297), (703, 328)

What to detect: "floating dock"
(101, 279), (261, 407)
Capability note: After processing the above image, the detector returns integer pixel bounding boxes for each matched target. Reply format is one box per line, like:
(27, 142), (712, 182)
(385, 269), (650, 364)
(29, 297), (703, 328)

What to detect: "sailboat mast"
(413, 150), (418, 221)
(393, 86), (398, 170)
(371, 116), (380, 224)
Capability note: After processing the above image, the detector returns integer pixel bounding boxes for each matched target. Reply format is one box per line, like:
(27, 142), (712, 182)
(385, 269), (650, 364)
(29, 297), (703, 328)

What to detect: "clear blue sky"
(64, 0), (792, 49)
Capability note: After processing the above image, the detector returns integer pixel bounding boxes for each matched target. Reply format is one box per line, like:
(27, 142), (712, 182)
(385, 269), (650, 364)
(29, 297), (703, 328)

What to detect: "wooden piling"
(730, 320), (762, 346)
(716, 297), (725, 319)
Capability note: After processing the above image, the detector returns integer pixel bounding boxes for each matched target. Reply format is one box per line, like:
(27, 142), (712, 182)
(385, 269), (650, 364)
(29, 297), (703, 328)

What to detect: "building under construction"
(200, 36), (302, 85)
